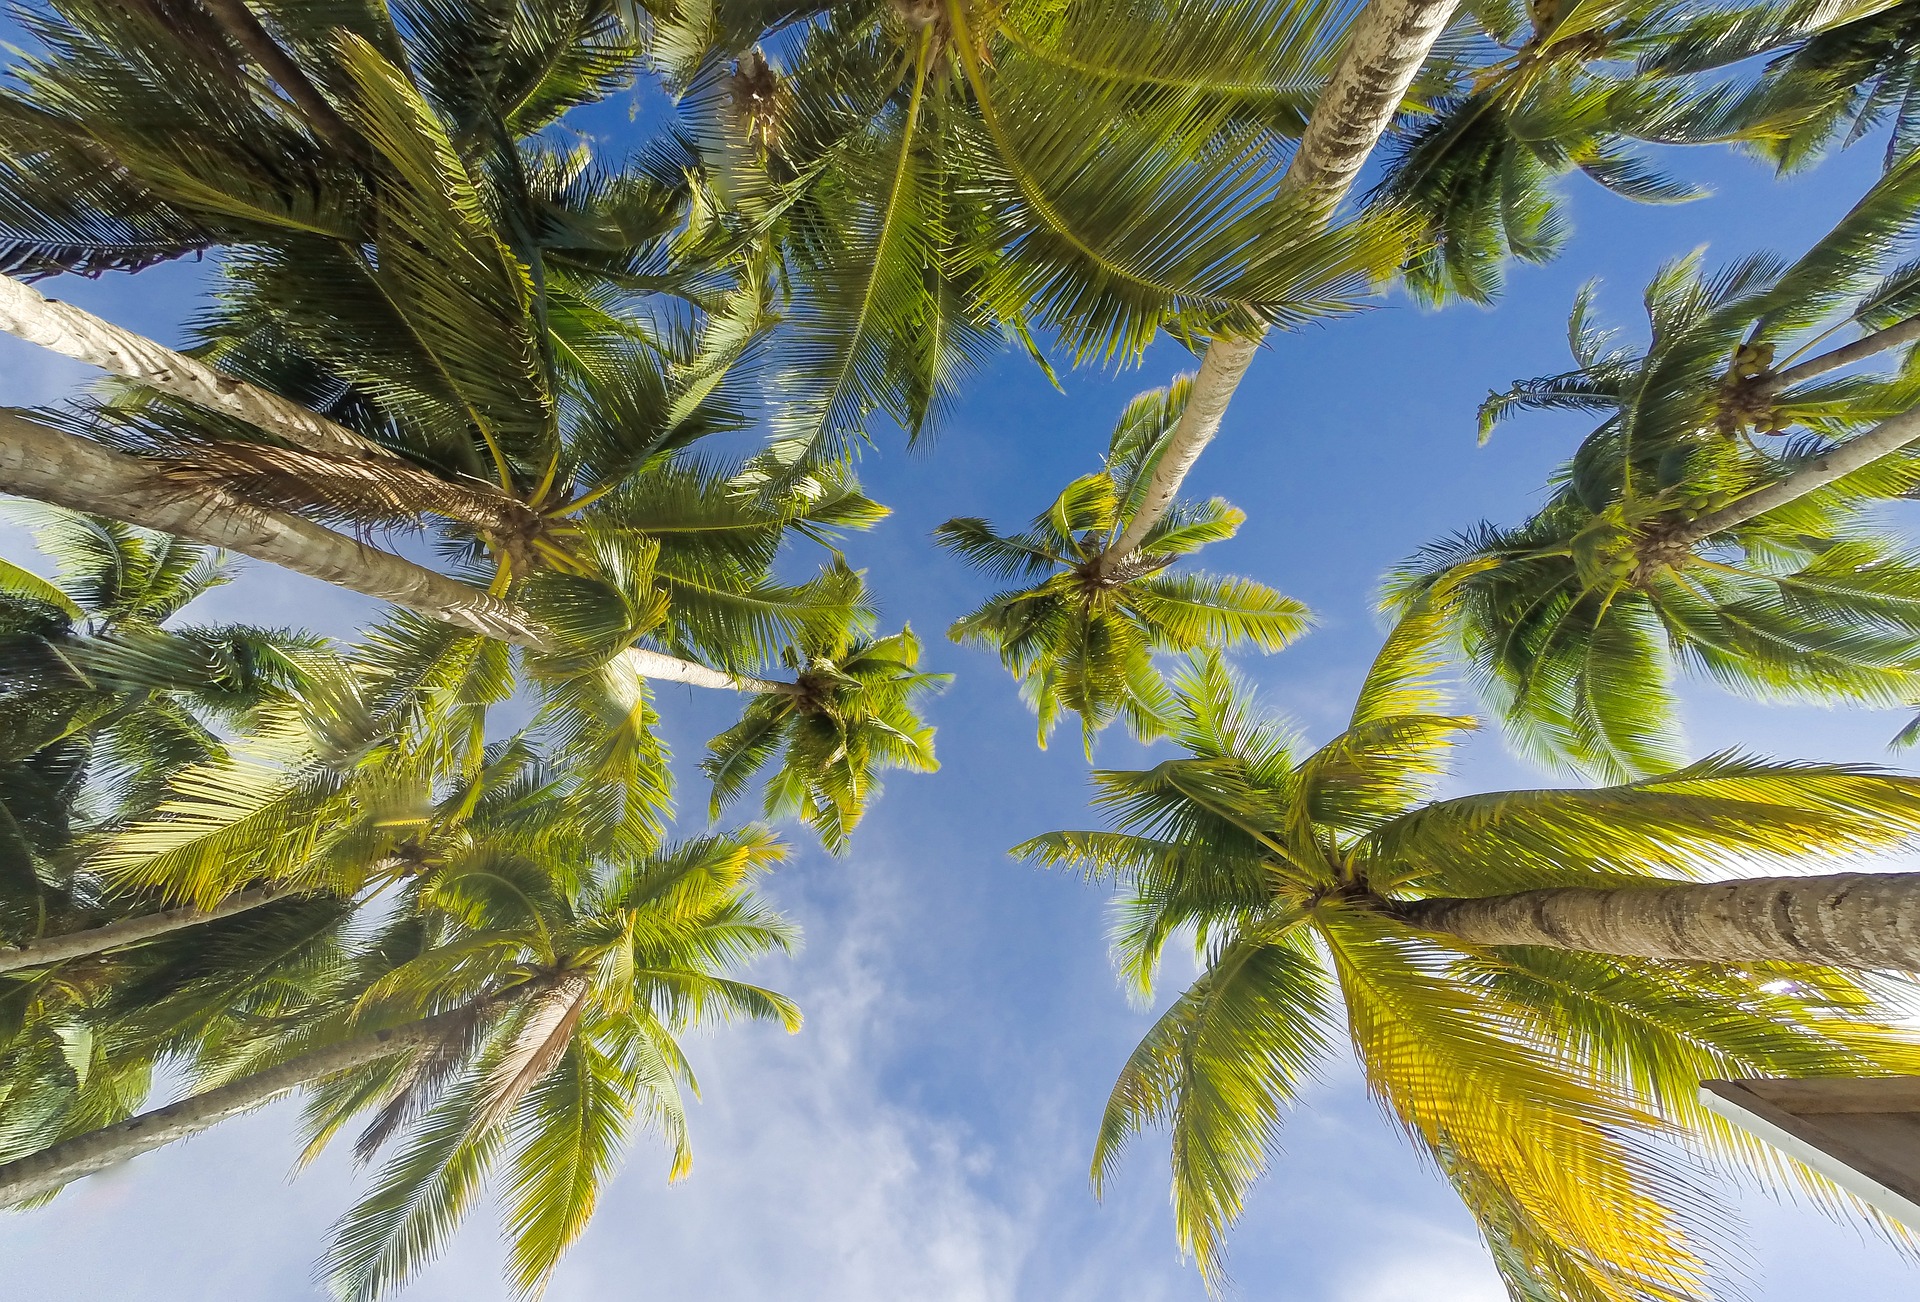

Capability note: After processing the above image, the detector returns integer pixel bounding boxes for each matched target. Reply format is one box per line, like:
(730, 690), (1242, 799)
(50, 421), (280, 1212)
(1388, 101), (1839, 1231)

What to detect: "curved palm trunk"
(1094, 0), (1460, 573)
(1396, 871), (1920, 970)
(197, 0), (358, 150)
(0, 886), (287, 976)
(0, 999), (505, 1207)
(1767, 314), (1920, 390)
(1672, 402), (1920, 545)
(614, 647), (794, 695)
(0, 408), (548, 644)
(0, 410), (795, 693)
(0, 275), (390, 464)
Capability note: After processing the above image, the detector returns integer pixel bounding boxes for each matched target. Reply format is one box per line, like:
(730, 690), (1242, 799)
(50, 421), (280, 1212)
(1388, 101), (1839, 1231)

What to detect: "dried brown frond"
(155, 440), (567, 571)
(727, 50), (789, 152)
(465, 970), (591, 1137)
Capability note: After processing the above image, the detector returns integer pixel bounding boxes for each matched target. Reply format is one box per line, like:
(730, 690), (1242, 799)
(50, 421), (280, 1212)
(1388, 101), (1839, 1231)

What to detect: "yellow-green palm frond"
(1367, 750), (1920, 896)
(1093, 930), (1336, 1280)
(701, 623), (948, 851)
(332, 32), (553, 489)
(1320, 908), (1721, 1302)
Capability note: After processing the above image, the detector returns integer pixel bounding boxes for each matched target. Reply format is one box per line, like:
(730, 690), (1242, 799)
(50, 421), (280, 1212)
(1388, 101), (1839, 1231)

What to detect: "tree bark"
(1671, 402), (1920, 546)
(612, 647), (794, 695)
(0, 409), (801, 694)
(0, 408), (550, 644)
(197, 0), (359, 150)
(1767, 315), (1920, 391)
(1395, 872), (1920, 970)
(0, 1000), (503, 1206)
(0, 886), (287, 976)
(1094, 0), (1460, 573)
(0, 275), (394, 465)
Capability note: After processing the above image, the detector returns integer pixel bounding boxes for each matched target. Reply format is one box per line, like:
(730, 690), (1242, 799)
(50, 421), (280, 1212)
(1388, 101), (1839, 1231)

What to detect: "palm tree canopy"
(1369, 0), (1901, 304)
(0, 508), (324, 918)
(0, 2), (950, 853)
(1018, 630), (1920, 1296)
(938, 376), (1309, 751)
(1392, 147), (1920, 777)
(656, 0), (1418, 491)
(703, 613), (949, 850)
(289, 819), (798, 1302)
(1649, 0), (1920, 173)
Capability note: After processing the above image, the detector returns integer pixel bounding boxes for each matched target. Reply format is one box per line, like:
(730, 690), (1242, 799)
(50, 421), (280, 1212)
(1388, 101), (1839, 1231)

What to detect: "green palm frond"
(278, 822), (798, 1298)
(701, 619), (947, 851)
(1397, 163), (1920, 772)
(1032, 642), (1920, 1289)
(1093, 930), (1334, 1278)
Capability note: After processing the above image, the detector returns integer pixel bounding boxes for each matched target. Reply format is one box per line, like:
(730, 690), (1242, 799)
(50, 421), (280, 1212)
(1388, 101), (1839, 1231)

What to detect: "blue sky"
(3, 81), (1920, 1301)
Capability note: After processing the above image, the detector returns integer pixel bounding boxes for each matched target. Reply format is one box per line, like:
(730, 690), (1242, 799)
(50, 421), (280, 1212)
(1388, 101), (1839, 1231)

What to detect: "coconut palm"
(0, 0), (654, 281)
(1393, 148), (1920, 777)
(0, 0), (719, 600)
(657, 0), (1418, 492)
(1362, 0), (1904, 305)
(1019, 631), (1920, 1294)
(937, 377), (1308, 750)
(0, 3), (952, 846)
(1650, 0), (1920, 174)
(0, 818), (800, 1301)
(703, 616), (948, 850)
(0, 509), (325, 938)
(1368, 0), (1789, 305)
(1073, 0), (1461, 592)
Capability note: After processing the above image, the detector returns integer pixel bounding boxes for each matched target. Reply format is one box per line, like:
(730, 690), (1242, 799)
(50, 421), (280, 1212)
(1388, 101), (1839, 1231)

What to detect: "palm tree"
(0, 509), (325, 948)
(1360, 0), (1916, 305)
(1366, 0), (1806, 305)
(658, 0), (1415, 492)
(0, 821), (800, 1301)
(1394, 149), (1920, 776)
(0, 5), (949, 845)
(704, 619), (948, 850)
(1650, 0), (1920, 174)
(937, 377), (1307, 750)
(1019, 631), (1920, 1294)
(1079, 0), (1462, 587)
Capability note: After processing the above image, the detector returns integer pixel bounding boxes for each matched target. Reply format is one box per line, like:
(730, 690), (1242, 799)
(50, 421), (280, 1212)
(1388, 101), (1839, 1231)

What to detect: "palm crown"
(656, 0), (1415, 490)
(1371, 0), (1892, 304)
(1019, 625), (1920, 1296)
(1648, 0), (1920, 174)
(298, 821), (799, 1301)
(47, 709), (800, 1299)
(703, 619), (949, 851)
(938, 376), (1308, 750)
(1393, 148), (1920, 777)
(0, 0), (950, 848)
(0, 510), (322, 919)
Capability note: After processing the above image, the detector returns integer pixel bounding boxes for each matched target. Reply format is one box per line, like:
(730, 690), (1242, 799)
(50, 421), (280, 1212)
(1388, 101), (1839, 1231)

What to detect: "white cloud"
(1328, 1236), (1505, 1302)
(1331, 1223), (1507, 1302)
(538, 860), (1031, 1302)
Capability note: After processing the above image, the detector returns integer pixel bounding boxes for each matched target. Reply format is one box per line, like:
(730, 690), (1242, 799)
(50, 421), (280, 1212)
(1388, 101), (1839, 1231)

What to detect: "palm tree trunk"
(0, 410), (797, 692)
(613, 647), (794, 695)
(0, 407), (548, 644)
(0, 999), (503, 1207)
(1093, 0), (1459, 574)
(0, 275), (391, 464)
(1767, 314), (1920, 390)
(198, 0), (358, 150)
(1671, 402), (1920, 546)
(0, 886), (287, 976)
(1395, 871), (1920, 969)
